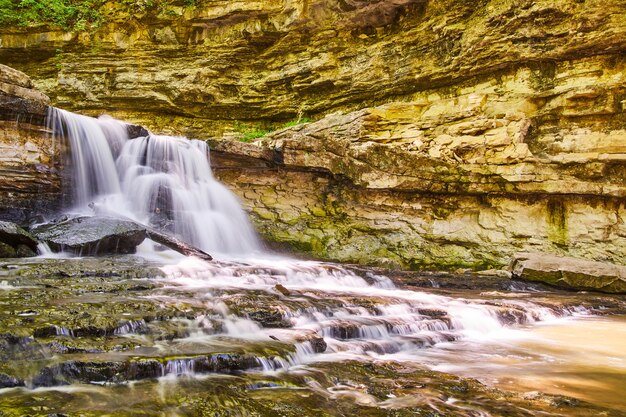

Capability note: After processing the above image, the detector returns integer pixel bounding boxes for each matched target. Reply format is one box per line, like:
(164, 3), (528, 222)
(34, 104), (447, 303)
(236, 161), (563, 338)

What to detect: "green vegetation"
(281, 117), (311, 128)
(0, 0), (201, 31)
(239, 128), (273, 143)
(235, 117), (312, 143)
(53, 48), (64, 70)
(0, 0), (105, 31)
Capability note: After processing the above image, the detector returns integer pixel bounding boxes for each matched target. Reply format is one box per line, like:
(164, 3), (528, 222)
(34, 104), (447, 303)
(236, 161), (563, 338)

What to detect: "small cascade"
(49, 109), (122, 208)
(158, 257), (583, 372)
(54, 325), (75, 337)
(113, 319), (147, 336)
(36, 107), (618, 416)
(47, 107), (260, 255)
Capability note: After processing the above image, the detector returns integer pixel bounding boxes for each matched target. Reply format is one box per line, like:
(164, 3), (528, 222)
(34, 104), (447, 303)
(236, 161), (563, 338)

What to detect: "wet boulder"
(247, 309), (291, 329)
(0, 373), (24, 388)
(0, 242), (15, 258)
(32, 360), (126, 387)
(31, 216), (147, 256)
(509, 252), (626, 294)
(0, 220), (39, 258)
(31, 354), (261, 387)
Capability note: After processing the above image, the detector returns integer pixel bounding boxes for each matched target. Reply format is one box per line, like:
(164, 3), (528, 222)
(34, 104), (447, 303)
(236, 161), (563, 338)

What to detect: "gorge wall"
(0, 64), (61, 223)
(1, 0), (625, 269)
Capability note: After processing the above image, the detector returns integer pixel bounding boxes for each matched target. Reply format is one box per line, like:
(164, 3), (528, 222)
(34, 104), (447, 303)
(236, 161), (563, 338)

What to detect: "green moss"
(0, 242), (17, 258)
(547, 198), (568, 247)
(309, 207), (327, 217)
(529, 61), (557, 91)
(0, 0), (106, 31)
(240, 129), (273, 143)
(235, 117), (312, 142)
(234, 122), (272, 142)
(0, 0), (202, 32)
(281, 117), (311, 128)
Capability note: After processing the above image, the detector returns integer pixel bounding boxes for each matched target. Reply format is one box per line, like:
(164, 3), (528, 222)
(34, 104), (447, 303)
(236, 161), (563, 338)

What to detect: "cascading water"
(33, 108), (625, 415)
(46, 106), (591, 357)
(48, 108), (260, 255)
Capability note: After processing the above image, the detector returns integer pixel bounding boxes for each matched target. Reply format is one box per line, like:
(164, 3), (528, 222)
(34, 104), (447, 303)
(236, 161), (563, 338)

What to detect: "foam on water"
(157, 255), (577, 371)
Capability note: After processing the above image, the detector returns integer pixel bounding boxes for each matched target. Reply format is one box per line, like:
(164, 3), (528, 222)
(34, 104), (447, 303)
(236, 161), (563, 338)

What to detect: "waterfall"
(47, 108), (260, 256)
(46, 107), (592, 374)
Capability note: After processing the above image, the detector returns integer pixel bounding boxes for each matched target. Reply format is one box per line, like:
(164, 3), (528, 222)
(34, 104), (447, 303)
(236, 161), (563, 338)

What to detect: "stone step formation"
(0, 256), (623, 416)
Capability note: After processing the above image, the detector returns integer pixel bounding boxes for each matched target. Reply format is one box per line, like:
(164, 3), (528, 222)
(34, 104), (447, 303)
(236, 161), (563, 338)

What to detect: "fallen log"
(144, 227), (213, 261)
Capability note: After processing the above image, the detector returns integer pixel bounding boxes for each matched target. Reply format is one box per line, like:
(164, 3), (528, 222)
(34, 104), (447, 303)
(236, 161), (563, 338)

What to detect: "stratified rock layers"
(212, 151), (626, 270)
(0, 64), (60, 223)
(1, 0), (624, 135)
(1, 0), (625, 268)
(209, 55), (626, 269)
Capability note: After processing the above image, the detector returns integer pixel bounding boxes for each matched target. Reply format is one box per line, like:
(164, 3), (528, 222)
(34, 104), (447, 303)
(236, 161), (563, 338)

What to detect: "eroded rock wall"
(210, 54), (626, 269)
(1, 0), (624, 136)
(1, 0), (625, 268)
(0, 65), (61, 223)
(213, 163), (626, 270)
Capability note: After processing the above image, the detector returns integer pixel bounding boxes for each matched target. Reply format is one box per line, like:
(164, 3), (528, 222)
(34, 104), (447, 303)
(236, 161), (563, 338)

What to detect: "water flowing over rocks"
(510, 252), (626, 294)
(0, 1), (624, 413)
(0, 255), (624, 416)
(45, 106), (259, 257)
(0, 0), (625, 271)
(27, 215), (214, 259)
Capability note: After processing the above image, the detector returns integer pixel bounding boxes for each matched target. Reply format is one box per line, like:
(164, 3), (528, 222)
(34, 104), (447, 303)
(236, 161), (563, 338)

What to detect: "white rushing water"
(48, 108), (260, 256)
(49, 108), (597, 385)
(159, 256), (581, 372)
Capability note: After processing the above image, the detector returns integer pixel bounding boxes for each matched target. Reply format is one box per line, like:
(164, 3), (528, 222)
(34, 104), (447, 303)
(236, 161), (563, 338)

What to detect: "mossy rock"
(0, 242), (16, 258)
(0, 221), (39, 258)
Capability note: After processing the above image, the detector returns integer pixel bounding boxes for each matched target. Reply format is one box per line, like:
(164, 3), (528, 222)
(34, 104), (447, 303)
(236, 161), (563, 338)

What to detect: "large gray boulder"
(0, 220), (39, 258)
(509, 252), (626, 294)
(31, 216), (146, 256)
(30, 215), (213, 260)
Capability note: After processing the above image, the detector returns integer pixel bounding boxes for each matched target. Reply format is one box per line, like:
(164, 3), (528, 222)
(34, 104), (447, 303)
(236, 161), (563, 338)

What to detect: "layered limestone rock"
(0, 0), (625, 136)
(210, 56), (626, 269)
(0, 64), (61, 223)
(1, 0), (625, 269)
(212, 150), (626, 270)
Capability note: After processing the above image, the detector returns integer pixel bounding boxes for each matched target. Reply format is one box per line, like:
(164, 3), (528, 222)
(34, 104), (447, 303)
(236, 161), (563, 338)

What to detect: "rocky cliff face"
(1, 0), (625, 268)
(1, 0), (624, 135)
(210, 64), (626, 269)
(0, 64), (61, 223)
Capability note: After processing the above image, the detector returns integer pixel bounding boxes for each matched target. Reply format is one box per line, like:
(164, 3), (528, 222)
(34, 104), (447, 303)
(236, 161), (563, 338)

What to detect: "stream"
(0, 255), (624, 416)
(0, 109), (623, 416)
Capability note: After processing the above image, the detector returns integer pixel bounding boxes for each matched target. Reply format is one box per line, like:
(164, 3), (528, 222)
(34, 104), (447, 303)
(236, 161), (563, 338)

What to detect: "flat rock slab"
(30, 215), (212, 259)
(509, 252), (626, 294)
(31, 216), (146, 256)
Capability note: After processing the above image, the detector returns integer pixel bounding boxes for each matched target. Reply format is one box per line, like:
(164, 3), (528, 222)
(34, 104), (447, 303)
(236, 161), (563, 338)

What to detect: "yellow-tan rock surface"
(1, 0), (625, 268)
(1, 0), (625, 135)
(0, 64), (61, 223)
